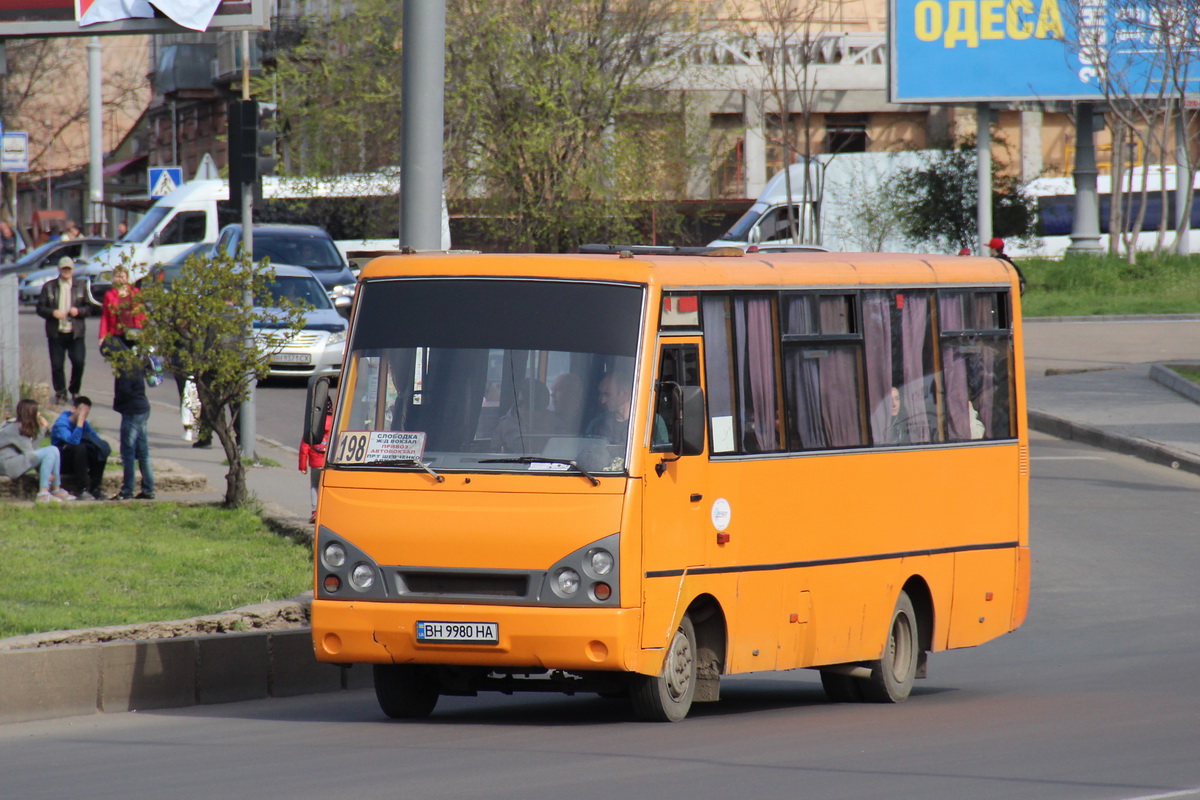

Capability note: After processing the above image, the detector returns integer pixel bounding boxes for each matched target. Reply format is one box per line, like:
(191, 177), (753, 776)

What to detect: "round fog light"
(592, 582), (612, 601)
(323, 542), (346, 569)
(589, 549), (614, 575)
(349, 563), (375, 591)
(323, 574), (341, 593)
(556, 568), (580, 595)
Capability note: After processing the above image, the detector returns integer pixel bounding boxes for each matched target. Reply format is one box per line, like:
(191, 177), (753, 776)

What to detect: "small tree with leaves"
(890, 137), (1036, 254)
(106, 251), (308, 508)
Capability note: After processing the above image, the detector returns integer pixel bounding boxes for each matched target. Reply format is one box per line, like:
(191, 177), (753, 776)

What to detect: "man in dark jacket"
(112, 361), (155, 500)
(50, 395), (112, 500)
(36, 256), (93, 404)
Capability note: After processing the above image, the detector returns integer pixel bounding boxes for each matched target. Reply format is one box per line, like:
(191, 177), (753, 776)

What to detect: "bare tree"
(1, 37), (148, 182)
(1062, 0), (1200, 262)
(726, 0), (864, 245)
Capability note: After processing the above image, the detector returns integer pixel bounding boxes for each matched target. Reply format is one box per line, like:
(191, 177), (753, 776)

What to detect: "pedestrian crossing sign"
(148, 166), (184, 199)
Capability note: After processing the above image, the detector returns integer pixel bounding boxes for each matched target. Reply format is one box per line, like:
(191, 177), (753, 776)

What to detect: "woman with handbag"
(99, 266), (147, 355)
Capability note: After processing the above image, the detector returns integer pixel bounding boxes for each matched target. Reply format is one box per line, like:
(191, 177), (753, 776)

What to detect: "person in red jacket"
(98, 265), (147, 352)
(299, 399), (332, 523)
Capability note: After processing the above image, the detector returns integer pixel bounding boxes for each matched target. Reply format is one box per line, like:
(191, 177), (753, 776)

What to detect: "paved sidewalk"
(1024, 316), (1200, 476)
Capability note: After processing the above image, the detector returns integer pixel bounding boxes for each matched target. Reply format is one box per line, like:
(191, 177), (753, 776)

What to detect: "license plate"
(271, 353), (311, 364)
(416, 621), (499, 644)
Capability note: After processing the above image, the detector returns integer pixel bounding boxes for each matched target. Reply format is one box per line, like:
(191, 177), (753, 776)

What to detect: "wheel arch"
(901, 575), (935, 656)
(684, 593), (727, 702)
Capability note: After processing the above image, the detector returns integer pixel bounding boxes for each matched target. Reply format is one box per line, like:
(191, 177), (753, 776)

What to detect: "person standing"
(112, 360), (155, 500)
(986, 237), (1027, 294)
(50, 395), (111, 500)
(62, 220), (82, 241)
(98, 265), (146, 352)
(0, 399), (75, 502)
(36, 256), (92, 404)
(0, 221), (18, 263)
(299, 398), (332, 523)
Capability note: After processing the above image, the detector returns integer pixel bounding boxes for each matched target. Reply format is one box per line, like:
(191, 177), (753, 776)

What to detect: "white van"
(89, 173), (453, 281)
(709, 151), (931, 252)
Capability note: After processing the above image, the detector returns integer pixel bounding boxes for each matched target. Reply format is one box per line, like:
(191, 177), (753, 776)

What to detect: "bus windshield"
(332, 278), (643, 475)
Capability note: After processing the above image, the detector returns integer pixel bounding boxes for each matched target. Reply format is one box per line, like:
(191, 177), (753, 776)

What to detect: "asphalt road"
(2, 431), (1197, 800)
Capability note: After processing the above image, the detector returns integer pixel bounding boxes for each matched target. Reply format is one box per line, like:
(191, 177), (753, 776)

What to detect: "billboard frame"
(0, 0), (269, 37)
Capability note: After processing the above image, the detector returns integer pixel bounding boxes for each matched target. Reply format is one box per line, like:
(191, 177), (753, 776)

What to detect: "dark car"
(213, 223), (356, 311)
(5, 237), (114, 302)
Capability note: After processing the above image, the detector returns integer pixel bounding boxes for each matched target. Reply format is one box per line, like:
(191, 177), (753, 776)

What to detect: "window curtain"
(971, 295), (998, 436)
(900, 294), (933, 443)
(733, 296), (779, 452)
(702, 296), (735, 452)
(939, 294), (971, 441)
(862, 293), (893, 444)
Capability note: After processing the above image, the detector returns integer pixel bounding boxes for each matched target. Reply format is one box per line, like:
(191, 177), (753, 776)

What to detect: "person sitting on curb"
(0, 398), (75, 502)
(50, 395), (112, 501)
(112, 360), (155, 500)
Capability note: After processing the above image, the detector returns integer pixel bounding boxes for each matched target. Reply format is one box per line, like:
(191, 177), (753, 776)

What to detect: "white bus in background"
(89, 170), (452, 280)
(1015, 165), (1200, 257)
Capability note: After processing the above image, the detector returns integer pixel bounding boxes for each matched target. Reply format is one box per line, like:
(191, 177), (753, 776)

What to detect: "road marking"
(1032, 456), (1107, 461)
(1115, 789), (1200, 800)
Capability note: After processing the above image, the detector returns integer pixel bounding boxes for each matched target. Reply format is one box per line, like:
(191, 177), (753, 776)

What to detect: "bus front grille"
(398, 571), (530, 598)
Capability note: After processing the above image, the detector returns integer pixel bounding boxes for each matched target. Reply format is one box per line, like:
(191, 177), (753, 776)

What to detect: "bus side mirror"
(305, 374), (333, 445)
(748, 225), (762, 245)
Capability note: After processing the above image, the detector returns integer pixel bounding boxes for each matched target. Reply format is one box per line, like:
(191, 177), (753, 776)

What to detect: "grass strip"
(0, 502), (311, 639)
(1019, 254), (1200, 317)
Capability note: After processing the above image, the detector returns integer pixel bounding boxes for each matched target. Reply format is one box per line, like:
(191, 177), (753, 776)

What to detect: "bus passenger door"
(640, 341), (710, 648)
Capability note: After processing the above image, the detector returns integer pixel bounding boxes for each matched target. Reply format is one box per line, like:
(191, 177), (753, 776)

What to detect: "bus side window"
(653, 344), (699, 452)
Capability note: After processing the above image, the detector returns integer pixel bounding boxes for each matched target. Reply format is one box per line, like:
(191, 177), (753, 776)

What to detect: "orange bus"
(307, 246), (1030, 722)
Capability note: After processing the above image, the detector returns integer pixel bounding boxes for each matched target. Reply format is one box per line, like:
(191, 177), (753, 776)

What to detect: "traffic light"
(255, 102), (278, 178)
(227, 99), (258, 200)
(227, 99), (279, 200)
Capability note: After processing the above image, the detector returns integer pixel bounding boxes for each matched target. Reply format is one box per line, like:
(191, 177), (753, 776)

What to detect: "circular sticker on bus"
(711, 498), (732, 531)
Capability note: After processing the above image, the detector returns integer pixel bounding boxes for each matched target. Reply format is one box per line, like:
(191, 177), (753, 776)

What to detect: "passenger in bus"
(586, 371), (633, 445)
(549, 372), (585, 435)
(884, 386), (909, 444)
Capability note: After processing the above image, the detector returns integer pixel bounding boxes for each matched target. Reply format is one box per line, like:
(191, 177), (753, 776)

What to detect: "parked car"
(144, 258), (347, 379)
(7, 237), (114, 303)
(213, 223), (357, 313)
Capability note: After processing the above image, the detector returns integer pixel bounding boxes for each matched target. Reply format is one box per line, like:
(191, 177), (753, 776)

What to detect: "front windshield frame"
(329, 276), (646, 478)
(124, 206), (170, 243)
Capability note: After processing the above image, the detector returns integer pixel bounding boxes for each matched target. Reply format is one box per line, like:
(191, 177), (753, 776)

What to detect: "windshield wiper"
(355, 458), (444, 483)
(480, 456), (601, 486)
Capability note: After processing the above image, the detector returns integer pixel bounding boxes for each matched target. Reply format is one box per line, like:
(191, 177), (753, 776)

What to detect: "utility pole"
(238, 30), (256, 461)
(87, 37), (103, 235)
(400, 0), (445, 251)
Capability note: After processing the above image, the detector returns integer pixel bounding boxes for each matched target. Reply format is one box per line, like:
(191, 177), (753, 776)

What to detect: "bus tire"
(373, 664), (440, 719)
(631, 616), (697, 722)
(820, 670), (864, 702)
(862, 590), (919, 703)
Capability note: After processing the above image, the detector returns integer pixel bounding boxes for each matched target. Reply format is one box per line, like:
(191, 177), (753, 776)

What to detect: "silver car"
(254, 264), (348, 379)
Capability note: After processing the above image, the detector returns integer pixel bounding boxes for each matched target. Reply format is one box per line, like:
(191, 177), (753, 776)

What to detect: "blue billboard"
(889, 0), (1197, 102)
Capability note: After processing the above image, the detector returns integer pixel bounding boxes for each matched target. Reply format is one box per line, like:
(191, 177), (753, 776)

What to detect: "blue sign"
(148, 166), (184, 198)
(889, 0), (1200, 102)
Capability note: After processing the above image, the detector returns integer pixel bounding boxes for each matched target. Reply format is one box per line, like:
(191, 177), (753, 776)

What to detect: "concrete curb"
(0, 628), (371, 725)
(1027, 410), (1200, 478)
(1148, 362), (1200, 405)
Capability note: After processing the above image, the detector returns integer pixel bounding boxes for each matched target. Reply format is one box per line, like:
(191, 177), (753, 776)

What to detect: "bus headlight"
(323, 542), (346, 569)
(555, 568), (580, 595)
(588, 549), (614, 576)
(349, 563), (376, 591)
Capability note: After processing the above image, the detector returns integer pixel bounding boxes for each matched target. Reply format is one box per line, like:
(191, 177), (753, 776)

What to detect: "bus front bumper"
(312, 600), (644, 673)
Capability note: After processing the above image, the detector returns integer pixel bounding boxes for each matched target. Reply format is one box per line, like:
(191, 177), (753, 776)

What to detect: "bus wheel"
(631, 616), (697, 722)
(820, 670), (864, 702)
(862, 590), (919, 703)
(373, 664), (440, 719)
